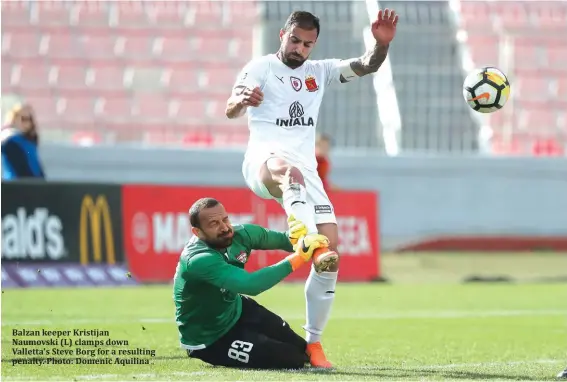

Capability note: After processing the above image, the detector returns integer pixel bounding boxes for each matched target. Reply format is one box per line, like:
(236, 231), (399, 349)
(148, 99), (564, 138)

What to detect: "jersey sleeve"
(186, 252), (292, 296)
(241, 224), (294, 252)
(232, 58), (269, 93)
(320, 59), (344, 87)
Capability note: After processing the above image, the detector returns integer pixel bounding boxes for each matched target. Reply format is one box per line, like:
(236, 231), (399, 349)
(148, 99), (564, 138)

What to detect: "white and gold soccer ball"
(463, 67), (511, 113)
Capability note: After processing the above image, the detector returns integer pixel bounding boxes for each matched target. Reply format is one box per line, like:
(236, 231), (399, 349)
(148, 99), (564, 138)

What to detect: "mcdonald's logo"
(79, 195), (115, 265)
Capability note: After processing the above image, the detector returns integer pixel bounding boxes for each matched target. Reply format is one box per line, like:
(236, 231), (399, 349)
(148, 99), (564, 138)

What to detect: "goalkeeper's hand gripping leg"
(287, 234), (330, 271)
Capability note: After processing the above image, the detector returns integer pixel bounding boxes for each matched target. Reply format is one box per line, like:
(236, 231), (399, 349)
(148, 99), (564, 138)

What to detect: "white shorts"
(242, 152), (337, 225)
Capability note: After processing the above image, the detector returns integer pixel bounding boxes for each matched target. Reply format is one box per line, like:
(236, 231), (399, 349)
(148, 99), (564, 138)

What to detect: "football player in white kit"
(225, 9), (398, 368)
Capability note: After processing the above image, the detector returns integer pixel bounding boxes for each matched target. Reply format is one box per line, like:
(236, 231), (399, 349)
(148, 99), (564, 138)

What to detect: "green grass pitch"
(2, 282), (566, 381)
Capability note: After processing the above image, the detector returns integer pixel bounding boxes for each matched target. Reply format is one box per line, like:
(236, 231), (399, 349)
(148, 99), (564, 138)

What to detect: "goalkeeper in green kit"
(173, 197), (330, 369)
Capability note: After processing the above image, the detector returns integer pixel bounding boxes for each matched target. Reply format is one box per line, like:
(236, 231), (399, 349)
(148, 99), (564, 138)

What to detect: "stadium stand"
(1, 0), (255, 146)
(1, 0), (566, 155)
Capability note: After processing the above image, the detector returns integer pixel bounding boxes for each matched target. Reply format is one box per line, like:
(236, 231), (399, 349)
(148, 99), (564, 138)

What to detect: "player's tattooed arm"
(341, 43), (389, 82)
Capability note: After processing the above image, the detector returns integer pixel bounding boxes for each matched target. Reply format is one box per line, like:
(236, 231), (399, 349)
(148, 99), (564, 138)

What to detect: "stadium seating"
(1, 0), (565, 155)
(459, 0), (567, 156)
(1, 0), (255, 146)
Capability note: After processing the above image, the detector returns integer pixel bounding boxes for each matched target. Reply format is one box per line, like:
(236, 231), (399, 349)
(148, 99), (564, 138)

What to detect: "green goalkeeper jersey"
(173, 223), (294, 350)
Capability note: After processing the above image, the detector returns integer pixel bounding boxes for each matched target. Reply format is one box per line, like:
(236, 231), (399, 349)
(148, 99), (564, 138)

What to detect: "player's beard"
(282, 52), (305, 69)
(205, 230), (234, 249)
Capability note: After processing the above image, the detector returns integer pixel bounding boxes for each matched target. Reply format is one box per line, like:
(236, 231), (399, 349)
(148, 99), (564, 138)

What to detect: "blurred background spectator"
(1, 103), (45, 180)
(315, 133), (338, 192)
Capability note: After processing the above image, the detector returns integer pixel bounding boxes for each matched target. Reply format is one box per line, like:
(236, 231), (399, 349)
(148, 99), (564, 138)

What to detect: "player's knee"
(266, 158), (305, 186)
(282, 166), (305, 188)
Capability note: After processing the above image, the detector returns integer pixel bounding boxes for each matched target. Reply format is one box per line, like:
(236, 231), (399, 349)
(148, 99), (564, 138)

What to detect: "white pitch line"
(3, 309), (566, 327)
(421, 359), (562, 369)
(1, 360), (562, 381)
(313, 359), (564, 372)
(2, 371), (207, 381)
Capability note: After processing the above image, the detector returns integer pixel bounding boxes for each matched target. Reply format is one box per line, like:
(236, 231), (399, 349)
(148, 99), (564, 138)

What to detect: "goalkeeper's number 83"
(227, 340), (253, 363)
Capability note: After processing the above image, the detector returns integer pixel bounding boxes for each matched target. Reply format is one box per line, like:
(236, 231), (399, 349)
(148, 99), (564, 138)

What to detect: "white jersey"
(232, 54), (348, 171)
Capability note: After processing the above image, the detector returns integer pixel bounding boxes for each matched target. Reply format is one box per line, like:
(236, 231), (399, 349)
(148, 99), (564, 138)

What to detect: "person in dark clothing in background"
(1, 103), (45, 180)
(315, 133), (338, 192)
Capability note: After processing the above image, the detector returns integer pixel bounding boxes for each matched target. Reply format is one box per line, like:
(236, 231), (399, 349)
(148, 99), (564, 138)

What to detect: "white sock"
(303, 265), (338, 343)
(282, 183), (318, 234)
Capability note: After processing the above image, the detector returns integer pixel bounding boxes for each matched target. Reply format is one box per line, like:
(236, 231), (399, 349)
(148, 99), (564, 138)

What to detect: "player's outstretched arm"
(187, 252), (289, 296)
(347, 43), (390, 80)
(187, 235), (327, 296)
(340, 9), (399, 82)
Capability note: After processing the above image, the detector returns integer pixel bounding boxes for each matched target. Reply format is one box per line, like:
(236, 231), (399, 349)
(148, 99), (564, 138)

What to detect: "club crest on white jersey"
(233, 54), (344, 170)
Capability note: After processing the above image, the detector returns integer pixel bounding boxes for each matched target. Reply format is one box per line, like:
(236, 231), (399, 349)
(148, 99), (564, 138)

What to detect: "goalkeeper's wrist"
(286, 253), (308, 272)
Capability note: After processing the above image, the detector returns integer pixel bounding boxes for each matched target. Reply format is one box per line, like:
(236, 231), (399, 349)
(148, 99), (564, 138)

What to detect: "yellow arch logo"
(79, 195), (116, 265)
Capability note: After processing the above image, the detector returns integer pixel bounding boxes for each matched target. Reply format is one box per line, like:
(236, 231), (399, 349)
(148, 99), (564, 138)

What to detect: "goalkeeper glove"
(287, 215), (308, 248)
(287, 233), (330, 271)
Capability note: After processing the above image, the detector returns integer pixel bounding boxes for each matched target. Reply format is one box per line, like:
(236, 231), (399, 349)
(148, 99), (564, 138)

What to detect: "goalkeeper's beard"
(203, 230), (234, 249)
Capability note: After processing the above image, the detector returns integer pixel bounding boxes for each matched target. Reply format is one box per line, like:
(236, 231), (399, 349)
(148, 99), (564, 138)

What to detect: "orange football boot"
(306, 342), (333, 369)
(312, 247), (338, 273)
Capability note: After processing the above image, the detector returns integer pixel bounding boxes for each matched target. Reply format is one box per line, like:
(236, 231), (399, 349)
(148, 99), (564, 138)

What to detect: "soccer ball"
(463, 67), (511, 113)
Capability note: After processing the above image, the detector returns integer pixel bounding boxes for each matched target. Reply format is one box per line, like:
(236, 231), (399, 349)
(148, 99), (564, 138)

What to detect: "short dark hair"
(189, 197), (220, 229)
(283, 11), (320, 37)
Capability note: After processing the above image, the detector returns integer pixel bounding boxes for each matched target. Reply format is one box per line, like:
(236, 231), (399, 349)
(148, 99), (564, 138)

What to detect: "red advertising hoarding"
(122, 185), (380, 282)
